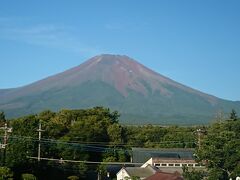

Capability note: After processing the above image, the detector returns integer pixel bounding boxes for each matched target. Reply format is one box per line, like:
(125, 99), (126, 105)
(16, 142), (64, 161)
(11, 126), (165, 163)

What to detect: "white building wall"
(141, 158), (153, 168)
(117, 168), (130, 180)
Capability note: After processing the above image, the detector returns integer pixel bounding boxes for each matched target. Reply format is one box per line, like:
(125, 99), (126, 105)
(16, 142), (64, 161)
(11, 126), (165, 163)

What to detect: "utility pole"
(196, 129), (203, 149)
(37, 121), (44, 162)
(97, 170), (101, 180)
(0, 123), (12, 165)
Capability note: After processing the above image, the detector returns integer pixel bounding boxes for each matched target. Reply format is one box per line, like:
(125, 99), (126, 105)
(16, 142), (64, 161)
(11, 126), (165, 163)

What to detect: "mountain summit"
(0, 54), (239, 124)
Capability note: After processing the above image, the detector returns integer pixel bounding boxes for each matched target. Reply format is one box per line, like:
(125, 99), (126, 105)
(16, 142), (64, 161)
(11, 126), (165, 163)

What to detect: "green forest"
(0, 108), (239, 180)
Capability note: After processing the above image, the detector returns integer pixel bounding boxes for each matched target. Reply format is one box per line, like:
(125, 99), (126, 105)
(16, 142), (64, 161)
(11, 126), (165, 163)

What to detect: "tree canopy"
(0, 108), (239, 179)
(196, 117), (240, 179)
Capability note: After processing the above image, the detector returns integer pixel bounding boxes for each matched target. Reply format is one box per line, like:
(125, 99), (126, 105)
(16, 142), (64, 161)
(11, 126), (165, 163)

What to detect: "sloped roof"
(124, 165), (158, 178)
(145, 172), (184, 180)
(132, 148), (194, 163)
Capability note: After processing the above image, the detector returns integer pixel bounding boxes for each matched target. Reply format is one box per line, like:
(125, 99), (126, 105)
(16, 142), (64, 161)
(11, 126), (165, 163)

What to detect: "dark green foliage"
(107, 124), (124, 145)
(21, 173), (37, 180)
(182, 166), (205, 180)
(230, 109), (238, 120)
(1, 108), (238, 179)
(0, 166), (13, 179)
(1, 107), (124, 179)
(5, 115), (38, 169)
(0, 112), (5, 121)
(196, 117), (240, 179)
(125, 125), (196, 148)
(67, 176), (79, 180)
(0, 111), (6, 126)
(0, 107), (198, 179)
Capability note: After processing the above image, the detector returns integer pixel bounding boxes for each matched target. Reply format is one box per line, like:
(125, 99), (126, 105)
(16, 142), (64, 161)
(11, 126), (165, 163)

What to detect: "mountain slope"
(0, 54), (239, 124)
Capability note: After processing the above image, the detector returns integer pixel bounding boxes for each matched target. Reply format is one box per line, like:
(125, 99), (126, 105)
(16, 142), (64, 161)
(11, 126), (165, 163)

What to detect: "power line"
(28, 156), (142, 165)
(3, 135), (196, 146)
(2, 135), (196, 153)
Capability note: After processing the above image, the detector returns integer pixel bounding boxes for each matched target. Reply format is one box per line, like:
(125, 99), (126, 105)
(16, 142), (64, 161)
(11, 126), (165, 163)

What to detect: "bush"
(21, 173), (37, 180)
(0, 167), (13, 179)
(67, 176), (79, 180)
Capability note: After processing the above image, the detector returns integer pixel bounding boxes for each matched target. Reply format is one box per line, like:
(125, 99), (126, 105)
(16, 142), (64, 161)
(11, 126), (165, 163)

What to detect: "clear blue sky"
(0, 0), (240, 101)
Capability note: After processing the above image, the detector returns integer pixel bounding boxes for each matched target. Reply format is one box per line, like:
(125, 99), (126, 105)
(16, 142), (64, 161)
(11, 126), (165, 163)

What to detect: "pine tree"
(0, 111), (6, 126)
(230, 109), (238, 121)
